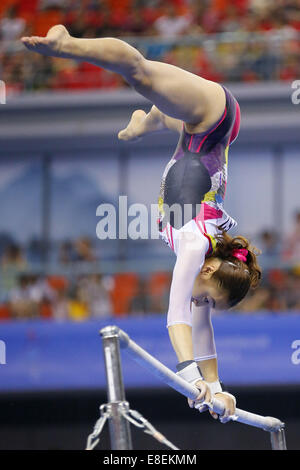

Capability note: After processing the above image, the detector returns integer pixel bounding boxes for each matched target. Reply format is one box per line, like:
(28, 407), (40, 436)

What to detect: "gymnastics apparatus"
(85, 325), (287, 451)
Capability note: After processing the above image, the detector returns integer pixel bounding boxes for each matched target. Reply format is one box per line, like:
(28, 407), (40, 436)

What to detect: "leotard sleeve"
(167, 232), (209, 327)
(192, 302), (217, 361)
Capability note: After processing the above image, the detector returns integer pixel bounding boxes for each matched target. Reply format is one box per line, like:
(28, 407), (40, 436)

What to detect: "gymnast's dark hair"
(210, 232), (262, 308)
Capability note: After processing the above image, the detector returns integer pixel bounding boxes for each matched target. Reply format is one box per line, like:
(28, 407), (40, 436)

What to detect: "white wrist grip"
(207, 380), (222, 395)
(176, 361), (203, 385)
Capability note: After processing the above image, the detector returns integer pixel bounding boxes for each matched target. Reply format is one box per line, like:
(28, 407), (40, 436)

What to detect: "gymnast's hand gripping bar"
(117, 327), (285, 432)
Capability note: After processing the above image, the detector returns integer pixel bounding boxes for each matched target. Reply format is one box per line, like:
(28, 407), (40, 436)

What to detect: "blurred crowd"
(0, 234), (173, 321)
(1, 0), (300, 320)
(0, 267), (172, 323)
(1, 210), (300, 322)
(1, 0), (300, 93)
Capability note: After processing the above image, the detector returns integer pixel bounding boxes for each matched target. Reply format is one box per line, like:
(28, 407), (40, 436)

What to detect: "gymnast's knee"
(126, 56), (152, 89)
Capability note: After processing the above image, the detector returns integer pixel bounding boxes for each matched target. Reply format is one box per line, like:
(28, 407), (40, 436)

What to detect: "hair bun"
(214, 232), (262, 289)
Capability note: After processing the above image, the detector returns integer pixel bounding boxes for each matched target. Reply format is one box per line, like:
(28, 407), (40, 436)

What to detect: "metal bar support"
(100, 326), (133, 450)
(100, 326), (287, 449)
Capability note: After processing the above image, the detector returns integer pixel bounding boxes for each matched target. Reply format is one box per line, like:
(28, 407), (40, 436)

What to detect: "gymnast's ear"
(200, 258), (221, 278)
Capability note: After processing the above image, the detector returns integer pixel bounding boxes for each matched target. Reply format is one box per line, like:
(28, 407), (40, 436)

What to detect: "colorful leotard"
(159, 85), (241, 328)
(159, 85), (240, 257)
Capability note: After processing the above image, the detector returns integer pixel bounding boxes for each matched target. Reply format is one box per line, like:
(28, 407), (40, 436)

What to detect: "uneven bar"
(114, 327), (285, 434)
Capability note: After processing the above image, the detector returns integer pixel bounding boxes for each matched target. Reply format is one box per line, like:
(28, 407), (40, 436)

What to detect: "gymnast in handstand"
(22, 25), (261, 423)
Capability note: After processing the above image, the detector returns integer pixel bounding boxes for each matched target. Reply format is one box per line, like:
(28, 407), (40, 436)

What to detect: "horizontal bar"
(113, 327), (285, 433)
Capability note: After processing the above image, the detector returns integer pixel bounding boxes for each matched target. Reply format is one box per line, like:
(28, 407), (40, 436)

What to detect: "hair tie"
(231, 248), (248, 263)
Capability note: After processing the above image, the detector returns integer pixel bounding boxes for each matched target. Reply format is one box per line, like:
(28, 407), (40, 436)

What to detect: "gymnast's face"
(192, 258), (228, 310)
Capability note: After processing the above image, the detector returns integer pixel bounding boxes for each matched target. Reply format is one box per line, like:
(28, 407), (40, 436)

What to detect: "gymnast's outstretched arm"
(192, 302), (236, 421)
(166, 233), (236, 421)
(21, 25), (225, 132)
(167, 234), (207, 361)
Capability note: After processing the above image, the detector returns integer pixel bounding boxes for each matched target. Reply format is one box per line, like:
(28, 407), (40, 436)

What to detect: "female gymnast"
(22, 25), (261, 423)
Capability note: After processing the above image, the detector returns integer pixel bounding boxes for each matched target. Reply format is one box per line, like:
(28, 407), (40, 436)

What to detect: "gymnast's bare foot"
(21, 24), (70, 58)
(118, 110), (147, 142)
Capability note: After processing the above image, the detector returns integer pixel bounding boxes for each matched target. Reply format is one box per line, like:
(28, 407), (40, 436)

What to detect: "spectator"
(220, 5), (241, 33)
(236, 286), (271, 312)
(27, 274), (56, 305)
(2, 51), (25, 92)
(249, 0), (272, 13)
(0, 5), (26, 42)
(283, 211), (300, 263)
(259, 230), (280, 256)
(73, 237), (97, 262)
(58, 240), (75, 264)
(129, 278), (152, 313)
(77, 274), (113, 317)
(52, 289), (69, 321)
(8, 274), (38, 319)
(68, 285), (89, 321)
(153, 3), (192, 38)
(1, 243), (27, 294)
(122, 9), (148, 36)
(1, 243), (27, 270)
(65, 4), (89, 38)
(287, 270), (300, 310)
(24, 53), (55, 91)
(0, 303), (10, 321)
(147, 271), (171, 313)
(48, 274), (70, 320)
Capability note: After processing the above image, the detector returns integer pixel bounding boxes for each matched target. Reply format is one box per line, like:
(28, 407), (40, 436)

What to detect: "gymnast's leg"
(21, 25), (225, 129)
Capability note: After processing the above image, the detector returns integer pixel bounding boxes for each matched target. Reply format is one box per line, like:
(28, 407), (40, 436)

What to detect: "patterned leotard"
(159, 85), (241, 257)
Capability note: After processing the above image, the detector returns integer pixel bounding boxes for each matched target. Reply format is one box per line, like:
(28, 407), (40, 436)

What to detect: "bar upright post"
(270, 428), (287, 450)
(100, 326), (132, 450)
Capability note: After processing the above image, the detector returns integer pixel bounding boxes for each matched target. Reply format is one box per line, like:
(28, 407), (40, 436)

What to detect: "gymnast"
(22, 25), (261, 423)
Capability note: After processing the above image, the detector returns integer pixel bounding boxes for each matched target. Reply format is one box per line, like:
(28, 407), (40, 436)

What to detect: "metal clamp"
(86, 404), (110, 450)
(120, 406), (179, 450)
(86, 401), (179, 451)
